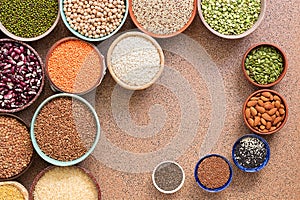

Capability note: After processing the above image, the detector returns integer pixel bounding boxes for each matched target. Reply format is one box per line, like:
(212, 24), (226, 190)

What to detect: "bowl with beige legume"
(61, 0), (128, 41)
(107, 31), (165, 90)
(30, 93), (101, 166)
(0, 181), (29, 200)
(129, 0), (197, 38)
(0, 114), (34, 181)
(243, 89), (288, 135)
(198, 0), (266, 39)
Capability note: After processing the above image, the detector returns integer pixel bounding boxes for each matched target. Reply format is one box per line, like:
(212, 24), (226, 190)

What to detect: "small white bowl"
(152, 161), (185, 194)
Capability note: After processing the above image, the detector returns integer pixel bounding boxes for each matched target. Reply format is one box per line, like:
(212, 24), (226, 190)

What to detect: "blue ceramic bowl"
(60, 0), (128, 42)
(30, 93), (101, 166)
(232, 134), (270, 172)
(194, 154), (233, 192)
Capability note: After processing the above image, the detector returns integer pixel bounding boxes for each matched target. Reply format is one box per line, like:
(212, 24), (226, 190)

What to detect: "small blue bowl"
(60, 0), (128, 42)
(30, 93), (101, 166)
(232, 134), (270, 172)
(194, 154), (233, 192)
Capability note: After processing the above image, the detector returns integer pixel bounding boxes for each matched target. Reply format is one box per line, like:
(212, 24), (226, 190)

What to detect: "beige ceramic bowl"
(0, 181), (29, 200)
(107, 31), (165, 90)
(0, 0), (60, 42)
(198, 0), (266, 39)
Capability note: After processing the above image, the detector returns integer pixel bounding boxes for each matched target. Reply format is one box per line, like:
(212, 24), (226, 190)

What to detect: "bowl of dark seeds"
(0, 114), (34, 181)
(198, 0), (266, 39)
(232, 134), (270, 172)
(152, 161), (185, 194)
(30, 93), (100, 166)
(0, 0), (59, 42)
(194, 154), (233, 192)
(0, 39), (44, 113)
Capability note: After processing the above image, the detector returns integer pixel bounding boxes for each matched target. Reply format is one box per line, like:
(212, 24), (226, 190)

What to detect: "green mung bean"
(201, 0), (261, 35)
(0, 0), (58, 38)
(245, 45), (284, 85)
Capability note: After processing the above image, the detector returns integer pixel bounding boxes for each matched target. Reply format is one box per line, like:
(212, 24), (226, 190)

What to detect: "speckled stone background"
(1, 0), (299, 199)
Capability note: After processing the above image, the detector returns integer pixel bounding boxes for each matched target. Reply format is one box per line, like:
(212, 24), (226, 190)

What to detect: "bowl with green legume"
(198, 0), (266, 39)
(0, 0), (60, 42)
(242, 43), (288, 87)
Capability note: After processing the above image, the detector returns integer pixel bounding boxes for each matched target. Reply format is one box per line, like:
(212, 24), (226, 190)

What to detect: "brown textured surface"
(0, 0), (299, 199)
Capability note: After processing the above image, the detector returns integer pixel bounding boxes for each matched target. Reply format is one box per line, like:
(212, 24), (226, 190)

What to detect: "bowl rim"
(28, 165), (101, 200)
(60, 0), (129, 42)
(30, 93), (101, 166)
(152, 160), (185, 194)
(198, 0), (266, 39)
(0, 181), (29, 200)
(128, 0), (197, 38)
(0, 114), (34, 181)
(242, 89), (288, 135)
(0, 39), (45, 113)
(232, 134), (270, 172)
(242, 43), (288, 88)
(194, 154), (233, 192)
(45, 37), (106, 95)
(0, 0), (60, 42)
(107, 31), (165, 90)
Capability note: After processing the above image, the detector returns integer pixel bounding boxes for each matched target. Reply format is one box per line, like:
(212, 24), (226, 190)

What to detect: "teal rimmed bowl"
(30, 93), (100, 166)
(60, 0), (128, 42)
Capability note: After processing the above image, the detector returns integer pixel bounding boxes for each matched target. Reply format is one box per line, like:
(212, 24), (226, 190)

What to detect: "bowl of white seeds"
(107, 31), (165, 90)
(61, 0), (128, 41)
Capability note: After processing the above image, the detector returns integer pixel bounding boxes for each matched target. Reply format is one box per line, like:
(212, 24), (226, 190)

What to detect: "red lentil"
(0, 115), (33, 179)
(47, 39), (102, 93)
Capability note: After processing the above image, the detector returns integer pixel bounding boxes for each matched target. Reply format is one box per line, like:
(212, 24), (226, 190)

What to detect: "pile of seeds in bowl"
(153, 162), (184, 192)
(33, 97), (97, 162)
(109, 33), (163, 88)
(245, 91), (286, 133)
(233, 136), (267, 169)
(63, 0), (126, 39)
(197, 156), (230, 189)
(0, 183), (25, 200)
(245, 45), (284, 85)
(131, 0), (194, 35)
(0, 115), (33, 179)
(0, 41), (43, 111)
(47, 39), (103, 93)
(201, 0), (261, 35)
(0, 0), (58, 38)
(33, 166), (98, 200)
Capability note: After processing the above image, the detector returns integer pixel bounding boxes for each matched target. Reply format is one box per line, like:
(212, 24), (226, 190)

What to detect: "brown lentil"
(34, 97), (97, 161)
(33, 166), (98, 200)
(0, 115), (33, 179)
(131, 0), (194, 35)
(197, 156), (230, 189)
(0, 184), (24, 200)
(47, 39), (102, 93)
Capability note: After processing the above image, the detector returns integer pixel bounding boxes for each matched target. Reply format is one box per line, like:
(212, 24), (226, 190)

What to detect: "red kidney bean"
(0, 42), (43, 110)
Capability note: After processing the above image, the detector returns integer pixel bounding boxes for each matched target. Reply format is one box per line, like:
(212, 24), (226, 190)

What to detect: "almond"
(250, 107), (257, 116)
(273, 117), (282, 125)
(279, 108), (285, 115)
(245, 108), (251, 119)
(247, 100), (257, 107)
(260, 118), (267, 125)
(255, 105), (265, 114)
(266, 122), (272, 130)
(262, 92), (272, 98)
(254, 116), (261, 126)
(248, 118), (255, 127)
(262, 113), (272, 121)
(264, 102), (274, 110)
(250, 97), (260, 101)
(260, 125), (266, 130)
(274, 100), (281, 109)
(276, 111), (280, 117)
(261, 96), (269, 102)
(270, 126), (277, 131)
(273, 95), (281, 102)
(258, 100), (264, 106)
(276, 122), (282, 128)
(268, 108), (277, 116)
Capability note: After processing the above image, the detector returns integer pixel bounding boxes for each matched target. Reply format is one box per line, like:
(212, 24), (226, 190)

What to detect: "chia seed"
(153, 161), (184, 192)
(233, 136), (267, 169)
